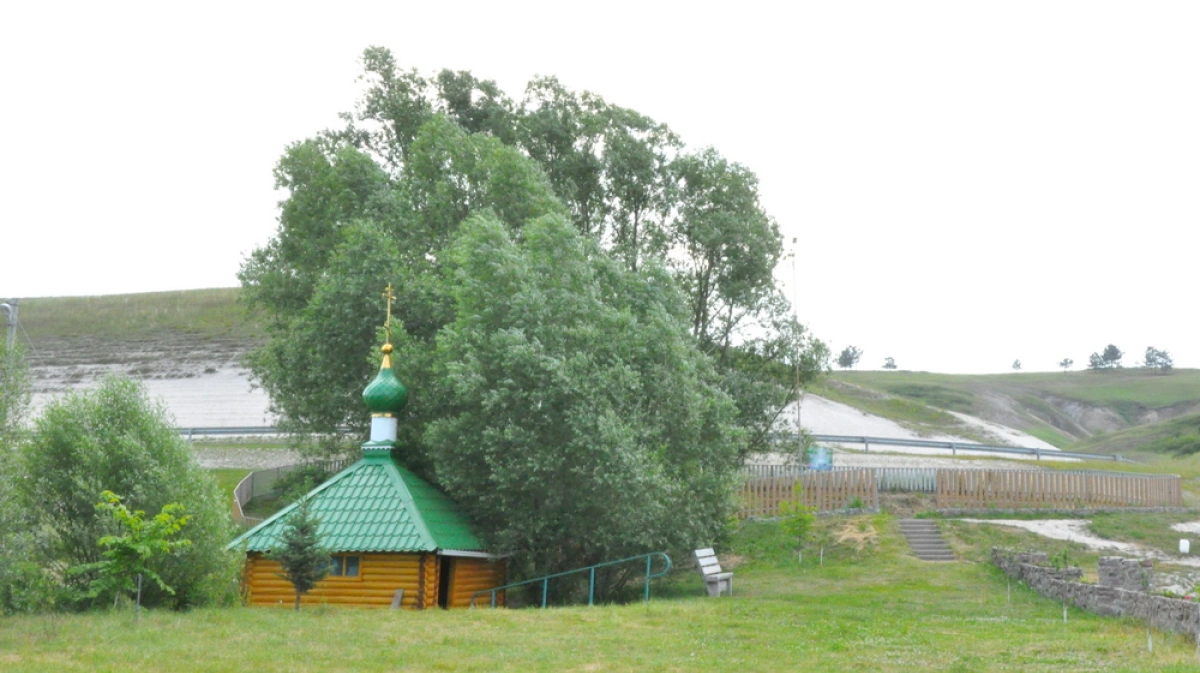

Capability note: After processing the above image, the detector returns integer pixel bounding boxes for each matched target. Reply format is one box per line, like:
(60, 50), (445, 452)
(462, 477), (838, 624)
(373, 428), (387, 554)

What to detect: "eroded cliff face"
(1041, 395), (1128, 436)
(959, 390), (1117, 442)
(1135, 400), (1200, 425)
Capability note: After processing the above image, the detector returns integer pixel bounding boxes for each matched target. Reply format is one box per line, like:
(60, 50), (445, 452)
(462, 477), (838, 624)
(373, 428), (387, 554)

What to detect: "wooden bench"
(695, 548), (733, 597)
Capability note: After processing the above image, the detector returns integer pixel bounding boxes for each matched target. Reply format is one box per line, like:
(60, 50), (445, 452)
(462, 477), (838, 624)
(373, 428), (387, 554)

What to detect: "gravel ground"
(193, 447), (302, 469)
(834, 452), (1043, 470)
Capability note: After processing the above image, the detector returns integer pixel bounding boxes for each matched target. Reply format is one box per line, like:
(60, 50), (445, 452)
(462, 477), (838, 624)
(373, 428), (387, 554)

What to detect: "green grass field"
(209, 468), (252, 501)
(1071, 413), (1200, 457)
(18, 288), (261, 342)
(835, 370), (1200, 413)
(3, 516), (1199, 671)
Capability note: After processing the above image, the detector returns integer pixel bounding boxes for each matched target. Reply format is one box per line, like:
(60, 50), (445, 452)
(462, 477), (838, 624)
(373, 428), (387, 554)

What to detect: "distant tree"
(271, 500), (329, 611)
(1012, 359), (1022, 371)
(1102, 344), (1123, 368)
(837, 346), (862, 370)
(1058, 358), (1073, 373)
(882, 357), (897, 370)
(1088, 345), (1123, 370)
(1143, 347), (1173, 374)
(1159, 350), (1174, 372)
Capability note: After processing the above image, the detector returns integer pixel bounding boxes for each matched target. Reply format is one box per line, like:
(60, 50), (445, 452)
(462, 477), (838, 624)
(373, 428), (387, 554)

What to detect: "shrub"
(18, 377), (241, 609)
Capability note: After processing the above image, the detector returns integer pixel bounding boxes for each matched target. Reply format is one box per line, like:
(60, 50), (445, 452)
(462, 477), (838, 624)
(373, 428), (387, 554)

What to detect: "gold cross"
(382, 284), (396, 344)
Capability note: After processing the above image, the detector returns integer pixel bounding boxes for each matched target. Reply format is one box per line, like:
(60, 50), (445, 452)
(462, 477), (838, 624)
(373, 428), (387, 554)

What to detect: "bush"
(17, 377), (241, 609)
(273, 464), (333, 503)
(1163, 434), (1200, 456)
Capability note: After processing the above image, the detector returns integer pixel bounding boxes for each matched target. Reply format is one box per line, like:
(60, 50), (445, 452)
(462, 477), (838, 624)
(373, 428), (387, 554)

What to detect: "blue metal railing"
(469, 552), (673, 609)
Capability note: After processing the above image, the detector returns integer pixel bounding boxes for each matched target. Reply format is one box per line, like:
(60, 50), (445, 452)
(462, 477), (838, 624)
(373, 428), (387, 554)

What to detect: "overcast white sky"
(2, 1), (1196, 373)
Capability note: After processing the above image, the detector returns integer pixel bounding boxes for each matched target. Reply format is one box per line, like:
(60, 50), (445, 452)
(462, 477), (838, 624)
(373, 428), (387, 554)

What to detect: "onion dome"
(363, 343), (409, 416)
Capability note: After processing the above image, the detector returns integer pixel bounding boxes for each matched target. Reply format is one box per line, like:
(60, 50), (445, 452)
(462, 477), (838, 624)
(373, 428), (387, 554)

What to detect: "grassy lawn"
(1087, 511), (1200, 557)
(3, 516), (1199, 671)
(208, 468), (252, 502)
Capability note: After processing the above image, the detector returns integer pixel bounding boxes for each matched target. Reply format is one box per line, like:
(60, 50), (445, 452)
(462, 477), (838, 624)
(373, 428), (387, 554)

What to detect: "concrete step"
(899, 519), (956, 562)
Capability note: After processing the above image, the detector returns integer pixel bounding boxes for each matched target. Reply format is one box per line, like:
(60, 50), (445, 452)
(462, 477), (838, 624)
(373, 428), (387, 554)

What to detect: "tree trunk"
(295, 592), (302, 611)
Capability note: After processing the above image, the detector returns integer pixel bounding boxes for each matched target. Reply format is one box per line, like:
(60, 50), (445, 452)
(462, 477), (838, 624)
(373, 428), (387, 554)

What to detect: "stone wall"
(992, 548), (1200, 637)
(1098, 556), (1152, 592)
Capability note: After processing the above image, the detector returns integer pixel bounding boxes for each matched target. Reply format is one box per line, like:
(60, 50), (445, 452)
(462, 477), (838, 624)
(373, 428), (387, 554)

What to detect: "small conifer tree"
(271, 500), (330, 610)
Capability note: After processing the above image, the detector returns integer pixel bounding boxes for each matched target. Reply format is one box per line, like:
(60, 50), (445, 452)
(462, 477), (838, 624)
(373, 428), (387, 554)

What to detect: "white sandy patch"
(960, 519), (1139, 552)
(947, 411), (1059, 452)
(960, 519), (1200, 568)
(784, 394), (1072, 462)
(1171, 521), (1200, 535)
(31, 366), (274, 428)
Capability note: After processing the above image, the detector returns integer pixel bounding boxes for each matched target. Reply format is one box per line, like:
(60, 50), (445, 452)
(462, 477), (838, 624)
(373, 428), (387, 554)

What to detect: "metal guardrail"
(181, 426), (284, 438)
(806, 434), (1135, 463)
(187, 427), (1134, 464)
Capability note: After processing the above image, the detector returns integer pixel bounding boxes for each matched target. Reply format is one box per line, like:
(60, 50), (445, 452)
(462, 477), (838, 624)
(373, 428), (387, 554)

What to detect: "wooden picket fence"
(934, 469), (1182, 509)
(739, 469), (878, 518)
(737, 467), (1182, 518)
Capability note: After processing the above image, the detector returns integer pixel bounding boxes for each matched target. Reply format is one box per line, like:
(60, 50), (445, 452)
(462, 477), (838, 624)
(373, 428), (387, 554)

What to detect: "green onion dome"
(363, 343), (409, 415)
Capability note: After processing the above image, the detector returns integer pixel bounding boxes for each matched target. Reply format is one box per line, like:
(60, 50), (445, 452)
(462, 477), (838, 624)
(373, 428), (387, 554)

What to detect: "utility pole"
(791, 238), (803, 461)
(0, 299), (16, 350)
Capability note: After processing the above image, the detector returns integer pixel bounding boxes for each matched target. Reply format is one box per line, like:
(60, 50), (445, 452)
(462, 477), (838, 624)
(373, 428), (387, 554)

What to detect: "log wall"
(245, 552), (424, 609)
(447, 557), (506, 608)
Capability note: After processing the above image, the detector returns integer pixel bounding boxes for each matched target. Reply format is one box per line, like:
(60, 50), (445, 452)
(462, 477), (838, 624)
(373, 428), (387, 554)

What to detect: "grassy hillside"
(826, 369), (1200, 452)
(18, 288), (260, 341)
(4, 515), (1200, 671)
(16, 288), (263, 371)
(1071, 411), (1200, 457)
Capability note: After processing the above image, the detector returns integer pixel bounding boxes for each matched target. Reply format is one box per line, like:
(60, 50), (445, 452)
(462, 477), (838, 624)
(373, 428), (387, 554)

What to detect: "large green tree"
(240, 48), (827, 579)
(240, 114), (566, 440)
(426, 213), (740, 583)
(243, 47), (820, 446)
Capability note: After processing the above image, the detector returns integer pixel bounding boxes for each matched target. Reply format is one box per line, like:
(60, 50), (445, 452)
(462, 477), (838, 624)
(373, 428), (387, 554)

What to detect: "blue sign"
(806, 445), (832, 471)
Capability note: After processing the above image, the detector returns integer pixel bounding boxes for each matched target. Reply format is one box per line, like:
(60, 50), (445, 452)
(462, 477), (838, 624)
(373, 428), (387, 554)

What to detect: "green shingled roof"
(229, 453), (486, 554)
